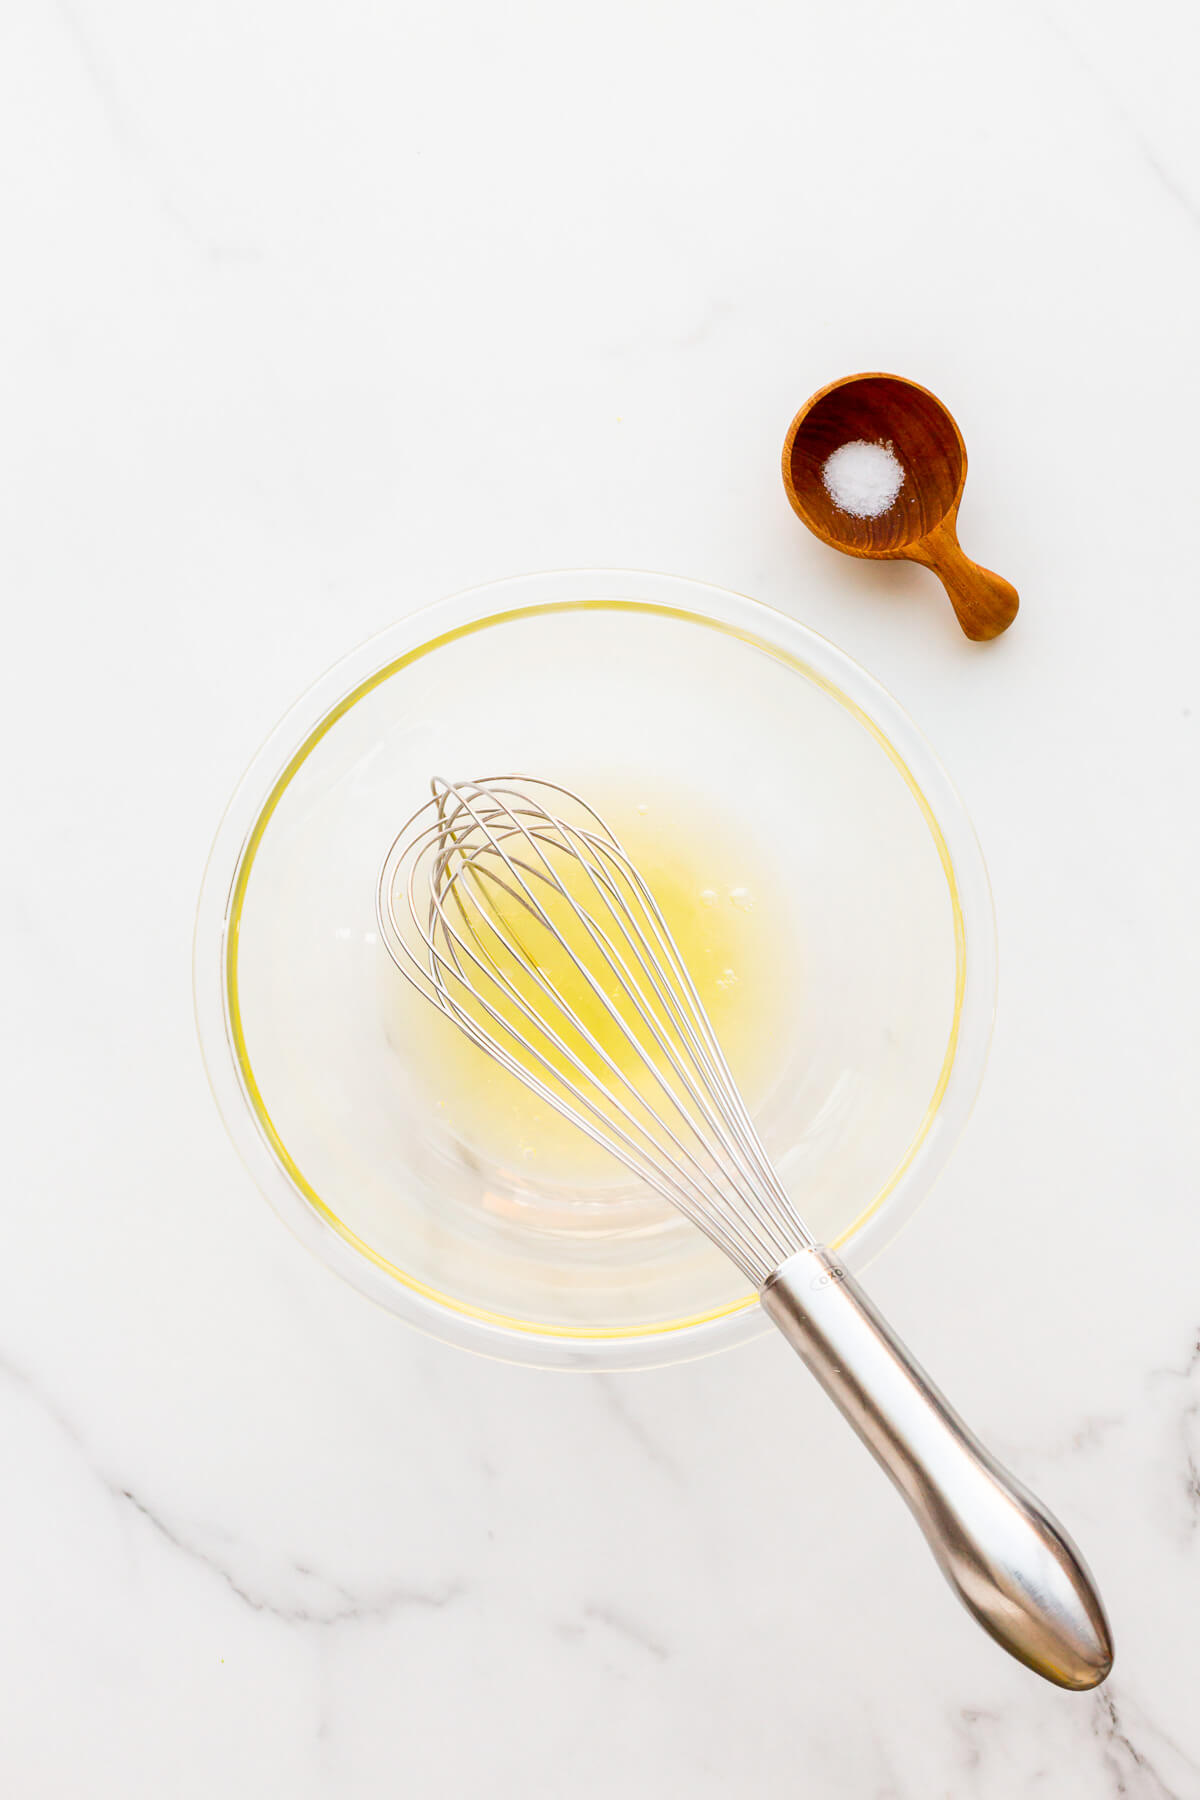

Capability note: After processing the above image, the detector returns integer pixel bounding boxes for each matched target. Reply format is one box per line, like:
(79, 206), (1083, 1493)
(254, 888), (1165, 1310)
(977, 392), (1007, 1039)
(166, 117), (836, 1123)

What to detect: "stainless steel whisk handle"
(761, 1248), (1113, 1690)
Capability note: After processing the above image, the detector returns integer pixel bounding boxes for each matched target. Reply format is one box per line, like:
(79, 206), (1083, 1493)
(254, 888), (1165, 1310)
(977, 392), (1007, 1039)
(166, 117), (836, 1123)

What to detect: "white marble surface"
(3, 0), (1199, 1792)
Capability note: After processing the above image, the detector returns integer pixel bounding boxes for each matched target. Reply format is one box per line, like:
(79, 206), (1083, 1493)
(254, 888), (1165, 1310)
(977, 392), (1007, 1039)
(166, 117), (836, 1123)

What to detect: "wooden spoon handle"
(913, 522), (1019, 641)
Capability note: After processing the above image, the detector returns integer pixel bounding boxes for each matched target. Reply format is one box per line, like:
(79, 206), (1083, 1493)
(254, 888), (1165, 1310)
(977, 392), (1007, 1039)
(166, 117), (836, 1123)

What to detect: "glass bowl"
(194, 570), (995, 1369)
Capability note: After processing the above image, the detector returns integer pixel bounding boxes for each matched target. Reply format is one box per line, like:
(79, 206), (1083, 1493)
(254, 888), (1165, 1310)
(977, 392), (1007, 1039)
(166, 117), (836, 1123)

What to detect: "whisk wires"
(377, 776), (813, 1286)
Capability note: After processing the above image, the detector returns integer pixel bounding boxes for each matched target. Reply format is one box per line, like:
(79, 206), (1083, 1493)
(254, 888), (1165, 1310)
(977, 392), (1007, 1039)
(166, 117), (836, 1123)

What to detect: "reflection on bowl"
(194, 571), (995, 1369)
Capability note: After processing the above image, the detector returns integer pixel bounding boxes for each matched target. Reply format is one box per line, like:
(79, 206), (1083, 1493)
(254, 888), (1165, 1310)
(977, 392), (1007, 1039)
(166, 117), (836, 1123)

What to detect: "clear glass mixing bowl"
(194, 570), (995, 1369)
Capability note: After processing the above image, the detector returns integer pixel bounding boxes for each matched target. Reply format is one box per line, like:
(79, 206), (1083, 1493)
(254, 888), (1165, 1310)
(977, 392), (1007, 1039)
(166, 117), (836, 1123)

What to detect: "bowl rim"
(194, 568), (996, 1370)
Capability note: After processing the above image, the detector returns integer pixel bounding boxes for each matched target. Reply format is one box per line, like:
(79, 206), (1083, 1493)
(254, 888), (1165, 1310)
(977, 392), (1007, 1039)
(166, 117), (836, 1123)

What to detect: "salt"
(822, 438), (904, 519)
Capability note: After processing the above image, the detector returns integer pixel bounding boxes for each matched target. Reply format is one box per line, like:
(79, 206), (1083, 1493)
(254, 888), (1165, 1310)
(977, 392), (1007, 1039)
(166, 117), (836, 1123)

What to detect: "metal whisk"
(378, 775), (1112, 1690)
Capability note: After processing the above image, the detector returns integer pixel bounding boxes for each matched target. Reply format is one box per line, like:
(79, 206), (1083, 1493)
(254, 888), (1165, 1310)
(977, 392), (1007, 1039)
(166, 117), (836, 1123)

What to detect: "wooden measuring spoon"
(782, 373), (1019, 640)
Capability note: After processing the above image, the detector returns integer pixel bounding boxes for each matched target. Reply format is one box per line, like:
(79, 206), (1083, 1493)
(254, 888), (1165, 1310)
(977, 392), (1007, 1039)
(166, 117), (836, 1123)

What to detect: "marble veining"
(118, 1486), (467, 1628)
(1091, 1691), (1197, 1800)
(593, 1374), (688, 1485)
(52, 0), (222, 258)
(3, 0), (1199, 1790)
(3, 1352), (465, 1628)
(557, 1604), (671, 1666)
(1033, 2), (1200, 230)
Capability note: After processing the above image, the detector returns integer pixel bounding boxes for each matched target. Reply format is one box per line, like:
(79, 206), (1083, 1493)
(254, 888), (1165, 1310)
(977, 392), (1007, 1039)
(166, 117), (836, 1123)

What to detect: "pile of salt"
(821, 439), (904, 518)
